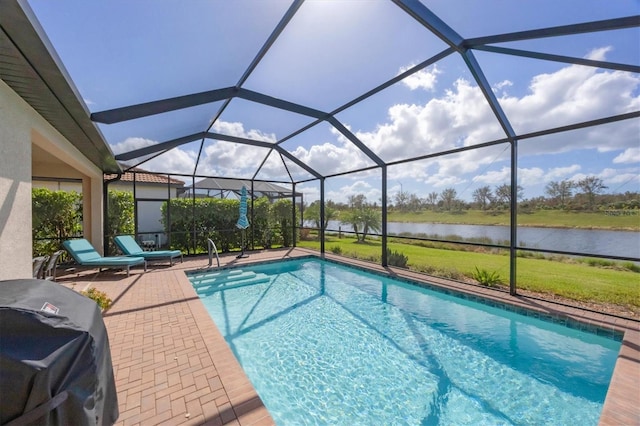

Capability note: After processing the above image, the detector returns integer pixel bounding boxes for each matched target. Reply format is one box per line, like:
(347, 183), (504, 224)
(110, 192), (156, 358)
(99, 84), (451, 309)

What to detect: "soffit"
(0, 0), (120, 174)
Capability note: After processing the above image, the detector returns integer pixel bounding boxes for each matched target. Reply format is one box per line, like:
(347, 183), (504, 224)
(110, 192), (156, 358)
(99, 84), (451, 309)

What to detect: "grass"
(386, 209), (640, 231)
(297, 236), (640, 312)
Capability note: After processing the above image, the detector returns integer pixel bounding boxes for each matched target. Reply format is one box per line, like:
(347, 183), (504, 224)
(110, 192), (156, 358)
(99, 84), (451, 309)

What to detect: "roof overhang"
(0, 0), (120, 174)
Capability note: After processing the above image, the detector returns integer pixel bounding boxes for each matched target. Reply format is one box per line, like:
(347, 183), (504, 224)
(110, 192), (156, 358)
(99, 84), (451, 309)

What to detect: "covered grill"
(0, 279), (118, 425)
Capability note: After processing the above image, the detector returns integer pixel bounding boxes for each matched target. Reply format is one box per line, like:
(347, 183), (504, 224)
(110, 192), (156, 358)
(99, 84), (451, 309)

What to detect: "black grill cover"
(0, 279), (118, 425)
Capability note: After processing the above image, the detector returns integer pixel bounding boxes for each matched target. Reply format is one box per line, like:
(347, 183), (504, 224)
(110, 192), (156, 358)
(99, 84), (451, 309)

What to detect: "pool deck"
(55, 248), (640, 426)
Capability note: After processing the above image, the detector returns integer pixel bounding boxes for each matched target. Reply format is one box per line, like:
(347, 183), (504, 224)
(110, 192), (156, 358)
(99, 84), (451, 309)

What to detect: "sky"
(27, 0), (640, 204)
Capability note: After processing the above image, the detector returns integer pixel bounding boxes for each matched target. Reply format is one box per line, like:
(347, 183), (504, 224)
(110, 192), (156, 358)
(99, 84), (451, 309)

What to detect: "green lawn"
(386, 209), (640, 231)
(297, 236), (640, 313)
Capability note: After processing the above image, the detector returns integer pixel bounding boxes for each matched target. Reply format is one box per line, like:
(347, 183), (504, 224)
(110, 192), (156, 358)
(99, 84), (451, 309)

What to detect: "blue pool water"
(188, 258), (621, 426)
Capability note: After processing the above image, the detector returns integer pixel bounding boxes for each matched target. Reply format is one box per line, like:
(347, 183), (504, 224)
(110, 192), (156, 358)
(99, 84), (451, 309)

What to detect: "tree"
(340, 209), (361, 242)
(394, 190), (410, 211)
(304, 200), (339, 229)
(358, 207), (382, 242)
(347, 194), (367, 210)
(407, 194), (423, 212)
(545, 180), (574, 208)
(472, 186), (493, 210)
(340, 194), (382, 243)
(340, 206), (381, 243)
(494, 184), (524, 206)
(439, 188), (458, 211)
(576, 176), (607, 210)
(425, 192), (439, 210)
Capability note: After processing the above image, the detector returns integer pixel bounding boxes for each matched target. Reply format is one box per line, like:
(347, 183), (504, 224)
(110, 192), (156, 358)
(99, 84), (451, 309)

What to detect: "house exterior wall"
(0, 80), (33, 279)
(0, 79), (105, 280)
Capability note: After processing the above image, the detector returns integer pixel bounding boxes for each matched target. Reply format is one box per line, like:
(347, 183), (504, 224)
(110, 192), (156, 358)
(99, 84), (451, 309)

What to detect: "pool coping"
(186, 250), (639, 425)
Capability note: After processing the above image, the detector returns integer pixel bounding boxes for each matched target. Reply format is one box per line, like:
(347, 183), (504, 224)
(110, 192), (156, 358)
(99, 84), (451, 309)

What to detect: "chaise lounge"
(63, 239), (146, 277)
(113, 235), (183, 266)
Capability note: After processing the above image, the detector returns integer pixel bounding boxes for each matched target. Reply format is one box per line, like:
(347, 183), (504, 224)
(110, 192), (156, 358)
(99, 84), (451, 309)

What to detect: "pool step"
(191, 270), (256, 287)
(192, 270), (271, 294)
(189, 269), (246, 281)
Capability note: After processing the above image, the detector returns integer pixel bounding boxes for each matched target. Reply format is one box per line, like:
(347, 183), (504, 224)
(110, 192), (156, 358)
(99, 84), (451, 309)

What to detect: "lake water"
(319, 221), (640, 259)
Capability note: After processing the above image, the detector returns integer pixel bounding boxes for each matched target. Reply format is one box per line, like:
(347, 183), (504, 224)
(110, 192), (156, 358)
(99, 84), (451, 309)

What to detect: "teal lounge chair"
(114, 235), (183, 266)
(63, 239), (146, 277)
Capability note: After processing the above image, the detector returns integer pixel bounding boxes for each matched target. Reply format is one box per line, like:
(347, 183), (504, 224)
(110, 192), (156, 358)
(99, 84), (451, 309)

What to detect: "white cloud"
(211, 120), (277, 142)
(288, 126), (374, 176)
(613, 147), (640, 164)
(585, 46), (612, 61)
(599, 167), (640, 188)
(499, 47), (639, 147)
(423, 173), (467, 188)
(326, 180), (381, 204)
(493, 80), (513, 91)
(388, 162), (430, 180)
(110, 137), (156, 155)
(473, 167), (511, 185)
(297, 183), (320, 202)
(114, 137), (196, 175)
(199, 142), (266, 176)
(399, 65), (440, 91)
(518, 167), (546, 187)
(347, 48), (638, 198)
(356, 78), (504, 163)
(545, 165), (582, 180)
(492, 80), (513, 97)
(145, 149), (197, 175)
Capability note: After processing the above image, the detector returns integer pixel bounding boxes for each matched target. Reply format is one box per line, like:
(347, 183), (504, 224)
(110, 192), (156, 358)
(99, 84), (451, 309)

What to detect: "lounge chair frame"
(62, 239), (146, 277)
(113, 235), (183, 266)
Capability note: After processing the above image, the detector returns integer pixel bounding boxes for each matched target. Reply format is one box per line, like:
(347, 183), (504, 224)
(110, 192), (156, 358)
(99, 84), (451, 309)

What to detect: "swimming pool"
(188, 258), (621, 425)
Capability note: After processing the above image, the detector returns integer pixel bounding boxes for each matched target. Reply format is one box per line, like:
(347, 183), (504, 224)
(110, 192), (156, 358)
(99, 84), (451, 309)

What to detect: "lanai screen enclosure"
(19, 1), (640, 296)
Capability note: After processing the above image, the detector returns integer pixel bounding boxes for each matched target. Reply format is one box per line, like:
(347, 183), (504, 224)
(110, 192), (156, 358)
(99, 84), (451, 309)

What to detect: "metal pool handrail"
(207, 238), (220, 268)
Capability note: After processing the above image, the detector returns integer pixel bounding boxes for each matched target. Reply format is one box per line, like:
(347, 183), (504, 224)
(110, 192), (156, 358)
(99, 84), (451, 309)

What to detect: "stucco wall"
(0, 79), (106, 279)
(0, 80), (33, 279)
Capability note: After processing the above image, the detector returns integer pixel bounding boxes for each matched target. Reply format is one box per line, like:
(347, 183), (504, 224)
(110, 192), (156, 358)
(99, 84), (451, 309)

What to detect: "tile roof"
(105, 168), (184, 186)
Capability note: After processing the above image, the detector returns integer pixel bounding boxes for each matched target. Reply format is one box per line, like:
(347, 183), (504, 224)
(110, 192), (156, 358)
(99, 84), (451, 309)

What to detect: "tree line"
(301, 175), (638, 242)
(389, 176), (637, 213)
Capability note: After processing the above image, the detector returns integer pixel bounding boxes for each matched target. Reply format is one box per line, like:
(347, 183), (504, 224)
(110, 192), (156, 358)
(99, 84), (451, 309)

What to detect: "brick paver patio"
(55, 248), (639, 426)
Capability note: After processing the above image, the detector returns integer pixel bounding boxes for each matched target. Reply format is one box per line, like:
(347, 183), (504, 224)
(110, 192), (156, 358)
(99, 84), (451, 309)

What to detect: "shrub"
(622, 262), (640, 273)
(32, 188), (83, 256)
(106, 190), (134, 255)
(386, 248), (408, 268)
(80, 287), (112, 310)
(330, 245), (342, 255)
(472, 267), (502, 287)
(586, 258), (614, 268)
